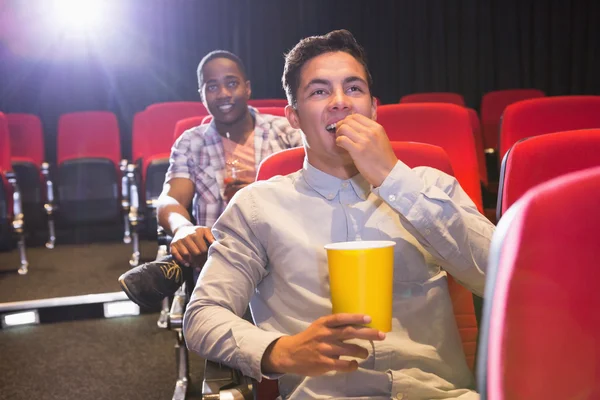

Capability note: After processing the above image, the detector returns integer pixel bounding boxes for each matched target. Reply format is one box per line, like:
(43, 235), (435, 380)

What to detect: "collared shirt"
(184, 159), (495, 400)
(164, 107), (303, 227)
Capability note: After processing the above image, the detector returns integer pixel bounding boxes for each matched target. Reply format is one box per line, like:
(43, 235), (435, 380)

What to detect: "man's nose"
(328, 88), (351, 111)
(217, 85), (232, 98)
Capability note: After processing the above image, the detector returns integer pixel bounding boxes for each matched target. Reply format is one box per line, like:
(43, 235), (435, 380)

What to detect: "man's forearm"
(157, 196), (194, 235)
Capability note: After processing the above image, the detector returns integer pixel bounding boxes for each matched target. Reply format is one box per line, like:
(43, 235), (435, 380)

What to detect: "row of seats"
(3, 95), (600, 274)
(199, 128), (600, 399)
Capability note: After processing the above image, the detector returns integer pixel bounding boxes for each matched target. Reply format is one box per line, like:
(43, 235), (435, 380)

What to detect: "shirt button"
(327, 193), (335, 200)
(424, 228), (431, 235)
(388, 194), (396, 202)
(341, 182), (349, 189)
(396, 394), (404, 400)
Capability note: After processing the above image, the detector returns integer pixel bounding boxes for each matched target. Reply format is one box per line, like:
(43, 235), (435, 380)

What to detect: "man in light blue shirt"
(184, 30), (495, 399)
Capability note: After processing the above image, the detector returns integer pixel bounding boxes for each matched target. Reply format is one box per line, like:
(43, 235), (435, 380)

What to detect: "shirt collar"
(301, 158), (370, 201)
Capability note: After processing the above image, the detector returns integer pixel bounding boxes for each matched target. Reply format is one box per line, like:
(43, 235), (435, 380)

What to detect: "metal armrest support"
(41, 162), (56, 249)
(120, 160), (132, 244)
(126, 163), (141, 266)
(202, 360), (255, 400)
(6, 171), (29, 275)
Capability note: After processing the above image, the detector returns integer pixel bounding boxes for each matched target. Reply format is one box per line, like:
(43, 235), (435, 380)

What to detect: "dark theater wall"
(1, 0), (599, 162)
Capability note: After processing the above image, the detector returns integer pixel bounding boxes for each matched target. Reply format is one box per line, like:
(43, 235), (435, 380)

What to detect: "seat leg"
(129, 231), (140, 267)
(123, 214), (132, 244)
(157, 296), (170, 328)
(45, 217), (56, 249)
(172, 330), (189, 400)
(17, 235), (28, 275)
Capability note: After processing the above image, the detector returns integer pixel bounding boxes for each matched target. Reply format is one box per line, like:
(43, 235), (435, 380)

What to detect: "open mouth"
(325, 123), (336, 133)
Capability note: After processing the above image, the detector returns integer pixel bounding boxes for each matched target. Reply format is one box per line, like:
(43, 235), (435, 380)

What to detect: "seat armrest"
(6, 171), (24, 231)
(202, 360), (255, 400)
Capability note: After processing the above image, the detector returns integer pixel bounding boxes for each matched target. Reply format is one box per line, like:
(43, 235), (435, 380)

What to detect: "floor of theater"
(0, 239), (206, 399)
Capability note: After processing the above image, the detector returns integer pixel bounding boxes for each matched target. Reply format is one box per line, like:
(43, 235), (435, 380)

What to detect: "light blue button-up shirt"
(184, 159), (495, 399)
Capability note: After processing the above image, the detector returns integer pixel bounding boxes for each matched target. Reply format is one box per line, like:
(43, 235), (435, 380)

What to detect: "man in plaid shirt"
(119, 50), (301, 306)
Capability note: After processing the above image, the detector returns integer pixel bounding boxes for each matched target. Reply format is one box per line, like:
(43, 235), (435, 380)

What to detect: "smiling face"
(286, 51), (376, 174)
(200, 57), (251, 126)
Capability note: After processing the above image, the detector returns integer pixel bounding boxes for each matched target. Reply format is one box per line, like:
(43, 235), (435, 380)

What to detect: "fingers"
(170, 246), (189, 267)
(319, 342), (370, 359)
(334, 325), (386, 341)
(322, 313), (372, 328)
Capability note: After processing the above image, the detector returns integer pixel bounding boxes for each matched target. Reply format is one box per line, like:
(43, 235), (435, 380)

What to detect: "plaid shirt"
(165, 107), (303, 227)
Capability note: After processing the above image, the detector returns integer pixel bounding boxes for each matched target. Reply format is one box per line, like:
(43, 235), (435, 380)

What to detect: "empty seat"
(7, 113), (56, 247)
(479, 166), (600, 399)
(0, 112), (28, 273)
(497, 129), (600, 219)
(255, 107), (286, 117)
(57, 111), (123, 227)
(145, 101), (208, 115)
(173, 116), (209, 142)
(499, 95), (600, 160)
(400, 92), (465, 106)
(480, 89), (545, 150)
(467, 108), (487, 186)
(377, 103), (483, 211)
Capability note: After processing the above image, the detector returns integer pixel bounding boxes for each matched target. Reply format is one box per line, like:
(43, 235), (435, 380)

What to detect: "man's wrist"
(261, 336), (288, 375)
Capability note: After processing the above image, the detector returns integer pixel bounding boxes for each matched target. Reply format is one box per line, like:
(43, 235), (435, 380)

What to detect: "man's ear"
(371, 96), (377, 121)
(285, 105), (301, 129)
(245, 80), (252, 99)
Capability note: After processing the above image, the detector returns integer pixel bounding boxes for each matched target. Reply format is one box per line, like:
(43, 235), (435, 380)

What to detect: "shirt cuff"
(372, 160), (425, 214)
(233, 328), (287, 381)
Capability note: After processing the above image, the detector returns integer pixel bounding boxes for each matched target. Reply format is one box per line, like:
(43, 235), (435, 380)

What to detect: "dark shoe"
(118, 255), (191, 308)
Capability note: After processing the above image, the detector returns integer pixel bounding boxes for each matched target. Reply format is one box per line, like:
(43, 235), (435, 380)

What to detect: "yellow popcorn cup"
(324, 240), (395, 332)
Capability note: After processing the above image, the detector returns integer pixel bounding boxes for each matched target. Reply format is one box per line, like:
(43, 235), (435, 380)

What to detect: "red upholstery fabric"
(498, 129), (600, 218)
(173, 116), (210, 141)
(257, 142), (479, 371)
(256, 107), (286, 117)
(7, 113), (44, 167)
(399, 92), (465, 106)
(376, 104), (483, 211)
(132, 105), (207, 179)
(57, 111), (121, 166)
(247, 99), (288, 107)
(145, 101), (208, 115)
(485, 166), (600, 400)
(499, 95), (600, 159)
(467, 108), (487, 185)
(0, 113), (12, 173)
(480, 89), (545, 150)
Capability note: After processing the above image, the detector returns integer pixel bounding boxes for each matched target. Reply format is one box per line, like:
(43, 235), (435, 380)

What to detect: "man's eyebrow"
(343, 76), (368, 85)
(204, 75), (240, 84)
(303, 78), (331, 91)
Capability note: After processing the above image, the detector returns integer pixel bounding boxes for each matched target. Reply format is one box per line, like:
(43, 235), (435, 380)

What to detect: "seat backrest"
(247, 99), (288, 108)
(480, 166), (600, 400)
(499, 95), (600, 160)
(257, 142), (479, 371)
(480, 89), (545, 150)
(0, 113), (12, 173)
(132, 106), (208, 164)
(145, 101), (208, 115)
(7, 113), (44, 166)
(57, 111), (121, 167)
(376, 103), (483, 211)
(256, 107), (286, 117)
(498, 129), (600, 219)
(400, 92), (465, 106)
(467, 108), (487, 186)
(173, 116), (210, 142)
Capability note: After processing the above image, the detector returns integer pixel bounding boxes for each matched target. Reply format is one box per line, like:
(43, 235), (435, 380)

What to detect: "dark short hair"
(282, 29), (373, 108)
(197, 50), (247, 91)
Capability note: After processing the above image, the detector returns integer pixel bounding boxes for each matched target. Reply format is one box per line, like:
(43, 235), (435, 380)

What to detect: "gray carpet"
(0, 240), (159, 303)
(0, 313), (205, 399)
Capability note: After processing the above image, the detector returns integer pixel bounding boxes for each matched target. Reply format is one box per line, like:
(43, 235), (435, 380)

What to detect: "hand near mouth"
(333, 114), (398, 187)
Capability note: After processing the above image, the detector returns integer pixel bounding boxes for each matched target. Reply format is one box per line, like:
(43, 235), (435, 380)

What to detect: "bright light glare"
(50, 0), (108, 33)
(2, 311), (39, 327)
(103, 301), (140, 318)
